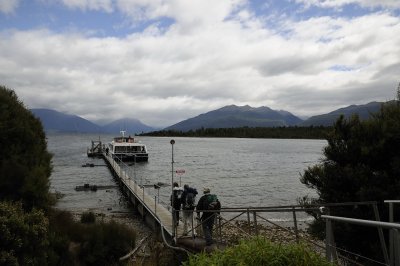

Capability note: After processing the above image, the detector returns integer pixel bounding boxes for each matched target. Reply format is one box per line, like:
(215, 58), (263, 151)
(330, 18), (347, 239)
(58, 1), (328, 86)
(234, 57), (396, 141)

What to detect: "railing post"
(218, 214), (222, 244)
(393, 229), (400, 266)
(326, 218), (333, 262)
(325, 218), (338, 263)
(389, 202), (394, 266)
(292, 207), (299, 243)
(154, 195), (157, 215)
(372, 203), (390, 265)
(253, 211), (258, 236)
(247, 208), (251, 234)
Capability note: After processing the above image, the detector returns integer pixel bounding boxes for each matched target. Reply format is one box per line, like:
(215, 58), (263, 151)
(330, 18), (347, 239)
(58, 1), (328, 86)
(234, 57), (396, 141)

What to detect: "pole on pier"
(170, 139), (176, 239)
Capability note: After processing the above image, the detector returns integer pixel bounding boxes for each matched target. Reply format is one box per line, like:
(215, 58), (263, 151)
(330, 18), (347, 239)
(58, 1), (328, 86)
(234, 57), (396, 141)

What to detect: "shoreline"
(69, 209), (324, 262)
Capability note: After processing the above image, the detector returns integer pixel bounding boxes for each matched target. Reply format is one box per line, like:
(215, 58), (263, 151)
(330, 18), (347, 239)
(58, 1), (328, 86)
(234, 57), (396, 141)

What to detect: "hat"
(203, 187), (210, 194)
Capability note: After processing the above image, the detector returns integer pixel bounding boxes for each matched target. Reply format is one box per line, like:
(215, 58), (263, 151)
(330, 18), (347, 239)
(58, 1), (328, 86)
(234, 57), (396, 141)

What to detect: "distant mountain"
(31, 108), (101, 133)
(31, 109), (155, 134)
(101, 118), (155, 134)
(301, 101), (383, 126)
(165, 105), (303, 132)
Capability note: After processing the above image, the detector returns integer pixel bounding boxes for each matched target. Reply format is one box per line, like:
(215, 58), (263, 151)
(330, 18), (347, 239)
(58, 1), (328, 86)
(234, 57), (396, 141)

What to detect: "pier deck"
(102, 152), (186, 240)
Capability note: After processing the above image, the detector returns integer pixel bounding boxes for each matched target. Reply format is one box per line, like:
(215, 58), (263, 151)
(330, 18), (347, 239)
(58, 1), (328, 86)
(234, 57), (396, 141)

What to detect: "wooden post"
(247, 208), (251, 234)
(292, 207), (299, 243)
(253, 211), (258, 236)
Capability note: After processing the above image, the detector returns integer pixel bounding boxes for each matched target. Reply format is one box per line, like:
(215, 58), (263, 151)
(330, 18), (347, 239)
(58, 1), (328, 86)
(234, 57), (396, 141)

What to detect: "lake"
(48, 133), (326, 222)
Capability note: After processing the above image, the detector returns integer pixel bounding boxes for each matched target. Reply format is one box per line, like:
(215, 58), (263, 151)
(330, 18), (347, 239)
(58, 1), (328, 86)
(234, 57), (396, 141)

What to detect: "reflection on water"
(48, 133), (326, 222)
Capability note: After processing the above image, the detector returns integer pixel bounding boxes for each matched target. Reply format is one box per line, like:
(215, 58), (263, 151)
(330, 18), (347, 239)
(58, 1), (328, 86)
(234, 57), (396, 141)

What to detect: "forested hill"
(141, 126), (331, 139)
(300, 101), (383, 126)
(165, 105), (303, 132)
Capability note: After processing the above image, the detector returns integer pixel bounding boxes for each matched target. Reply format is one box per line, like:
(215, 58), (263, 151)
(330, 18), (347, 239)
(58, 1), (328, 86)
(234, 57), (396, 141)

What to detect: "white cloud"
(116, 0), (245, 26)
(295, 0), (400, 9)
(0, 0), (19, 14)
(0, 2), (399, 126)
(61, 0), (114, 12)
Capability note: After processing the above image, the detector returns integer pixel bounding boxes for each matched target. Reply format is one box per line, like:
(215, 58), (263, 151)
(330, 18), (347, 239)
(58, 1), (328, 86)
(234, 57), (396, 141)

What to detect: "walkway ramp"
(103, 153), (185, 239)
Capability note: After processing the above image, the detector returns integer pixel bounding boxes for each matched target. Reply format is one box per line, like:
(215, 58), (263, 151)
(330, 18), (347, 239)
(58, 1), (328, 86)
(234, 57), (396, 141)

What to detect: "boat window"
(115, 146), (127, 153)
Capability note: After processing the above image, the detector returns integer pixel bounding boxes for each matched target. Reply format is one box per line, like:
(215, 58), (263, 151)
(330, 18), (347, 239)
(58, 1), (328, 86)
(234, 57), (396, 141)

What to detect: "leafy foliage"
(47, 209), (137, 265)
(0, 201), (49, 265)
(81, 211), (96, 224)
(300, 102), (400, 261)
(74, 220), (136, 265)
(0, 86), (137, 265)
(0, 85), (53, 210)
(183, 237), (332, 266)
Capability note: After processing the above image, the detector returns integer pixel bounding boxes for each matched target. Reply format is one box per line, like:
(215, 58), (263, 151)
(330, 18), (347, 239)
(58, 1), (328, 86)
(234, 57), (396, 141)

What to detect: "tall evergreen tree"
(0, 86), (52, 210)
(300, 101), (400, 262)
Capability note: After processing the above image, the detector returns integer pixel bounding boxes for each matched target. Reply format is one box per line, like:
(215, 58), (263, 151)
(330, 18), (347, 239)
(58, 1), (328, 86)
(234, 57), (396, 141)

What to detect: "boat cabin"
(108, 132), (149, 162)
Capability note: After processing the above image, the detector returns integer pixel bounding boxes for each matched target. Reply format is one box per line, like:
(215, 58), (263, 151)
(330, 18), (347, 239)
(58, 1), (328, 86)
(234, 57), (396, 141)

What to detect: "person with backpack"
(196, 187), (221, 246)
(170, 182), (183, 226)
(181, 184), (198, 236)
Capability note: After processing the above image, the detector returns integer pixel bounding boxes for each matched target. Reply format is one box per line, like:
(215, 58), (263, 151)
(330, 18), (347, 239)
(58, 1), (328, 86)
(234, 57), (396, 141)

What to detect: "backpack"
(173, 188), (183, 201)
(183, 192), (196, 209)
(206, 194), (221, 210)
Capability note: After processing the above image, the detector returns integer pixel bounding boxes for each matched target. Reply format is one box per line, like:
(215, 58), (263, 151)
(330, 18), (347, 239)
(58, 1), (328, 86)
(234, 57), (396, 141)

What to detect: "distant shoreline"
(139, 126), (332, 140)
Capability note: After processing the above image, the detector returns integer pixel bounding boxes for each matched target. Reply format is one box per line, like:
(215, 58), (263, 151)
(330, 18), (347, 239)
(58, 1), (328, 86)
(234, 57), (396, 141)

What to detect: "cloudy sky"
(1, 0), (399, 127)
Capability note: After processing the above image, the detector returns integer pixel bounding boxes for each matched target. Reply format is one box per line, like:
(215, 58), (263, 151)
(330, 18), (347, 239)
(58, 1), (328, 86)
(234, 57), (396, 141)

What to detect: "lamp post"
(170, 139), (176, 238)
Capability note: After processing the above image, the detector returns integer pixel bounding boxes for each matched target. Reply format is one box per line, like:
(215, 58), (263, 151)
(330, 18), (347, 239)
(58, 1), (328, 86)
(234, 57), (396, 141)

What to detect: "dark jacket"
(196, 193), (220, 220)
(170, 187), (183, 210)
(181, 187), (198, 210)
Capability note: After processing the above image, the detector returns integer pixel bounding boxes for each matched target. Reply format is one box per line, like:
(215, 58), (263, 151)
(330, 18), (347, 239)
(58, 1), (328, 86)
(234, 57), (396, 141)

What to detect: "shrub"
(0, 201), (49, 265)
(81, 211), (96, 223)
(77, 220), (136, 265)
(183, 237), (332, 266)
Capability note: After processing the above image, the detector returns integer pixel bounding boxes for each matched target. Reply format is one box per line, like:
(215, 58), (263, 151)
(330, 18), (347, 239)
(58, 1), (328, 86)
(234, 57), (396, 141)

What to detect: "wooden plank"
(103, 153), (185, 237)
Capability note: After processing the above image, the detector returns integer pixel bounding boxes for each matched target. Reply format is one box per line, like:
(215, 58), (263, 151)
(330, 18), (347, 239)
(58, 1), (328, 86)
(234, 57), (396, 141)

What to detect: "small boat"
(107, 131), (149, 162)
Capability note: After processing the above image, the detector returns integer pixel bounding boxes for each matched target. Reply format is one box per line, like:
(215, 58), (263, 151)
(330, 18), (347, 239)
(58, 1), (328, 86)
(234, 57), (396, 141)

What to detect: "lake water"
(48, 133), (326, 223)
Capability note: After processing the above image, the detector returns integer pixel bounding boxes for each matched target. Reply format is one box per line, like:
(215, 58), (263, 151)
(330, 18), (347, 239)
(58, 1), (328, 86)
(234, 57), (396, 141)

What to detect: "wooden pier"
(102, 152), (196, 246)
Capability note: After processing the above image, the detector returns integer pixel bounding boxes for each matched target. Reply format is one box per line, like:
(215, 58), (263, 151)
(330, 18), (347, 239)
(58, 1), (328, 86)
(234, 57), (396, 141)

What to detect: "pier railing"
(322, 214), (400, 266)
(103, 154), (399, 264)
(172, 201), (395, 265)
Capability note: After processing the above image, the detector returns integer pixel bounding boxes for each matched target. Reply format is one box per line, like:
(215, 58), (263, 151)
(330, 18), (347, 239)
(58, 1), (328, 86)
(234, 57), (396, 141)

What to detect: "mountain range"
(31, 101), (384, 134)
(30, 109), (155, 134)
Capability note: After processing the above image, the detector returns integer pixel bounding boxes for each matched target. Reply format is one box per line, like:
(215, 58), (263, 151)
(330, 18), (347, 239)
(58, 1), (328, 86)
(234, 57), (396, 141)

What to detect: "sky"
(0, 0), (399, 127)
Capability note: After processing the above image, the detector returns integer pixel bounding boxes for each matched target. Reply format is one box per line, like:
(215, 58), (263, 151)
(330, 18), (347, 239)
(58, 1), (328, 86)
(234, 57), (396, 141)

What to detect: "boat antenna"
(120, 130), (126, 137)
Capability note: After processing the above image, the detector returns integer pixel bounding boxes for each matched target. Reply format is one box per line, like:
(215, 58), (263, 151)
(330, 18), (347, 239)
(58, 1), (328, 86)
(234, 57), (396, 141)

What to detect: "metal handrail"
(322, 214), (400, 266)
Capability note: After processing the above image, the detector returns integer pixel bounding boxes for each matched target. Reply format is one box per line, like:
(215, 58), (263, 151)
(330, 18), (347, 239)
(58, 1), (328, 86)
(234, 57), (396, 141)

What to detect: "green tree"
(0, 201), (49, 265)
(0, 86), (52, 210)
(300, 102), (400, 262)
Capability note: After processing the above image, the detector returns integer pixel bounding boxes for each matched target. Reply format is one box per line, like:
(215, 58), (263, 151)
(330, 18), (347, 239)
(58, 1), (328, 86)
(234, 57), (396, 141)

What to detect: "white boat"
(107, 131), (148, 162)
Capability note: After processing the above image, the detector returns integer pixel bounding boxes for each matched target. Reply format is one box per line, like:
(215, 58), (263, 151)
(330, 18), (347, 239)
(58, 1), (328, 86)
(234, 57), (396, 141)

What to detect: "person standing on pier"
(171, 182), (183, 226)
(181, 184), (198, 236)
(196, 187), (221, 246)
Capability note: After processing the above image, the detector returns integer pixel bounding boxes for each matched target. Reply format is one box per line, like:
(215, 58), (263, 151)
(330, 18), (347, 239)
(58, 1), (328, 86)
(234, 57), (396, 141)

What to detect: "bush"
(77, 220), (136, 265)
(0, 201), (49, 265)
(183, 237), (332, 266)
(81, 212), (96, 223)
